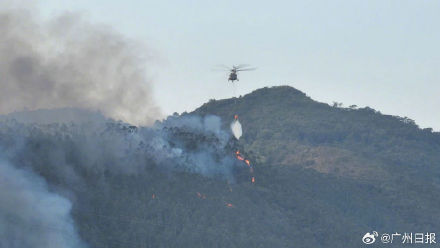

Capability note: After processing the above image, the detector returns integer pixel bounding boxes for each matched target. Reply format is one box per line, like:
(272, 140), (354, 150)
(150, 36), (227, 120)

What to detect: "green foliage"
(2, 86), (440, 247)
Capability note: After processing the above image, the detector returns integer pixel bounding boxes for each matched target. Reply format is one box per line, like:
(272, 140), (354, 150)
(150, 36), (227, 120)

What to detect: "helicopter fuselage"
(228, 71), (238, 82)
(224, 65), (254, 82)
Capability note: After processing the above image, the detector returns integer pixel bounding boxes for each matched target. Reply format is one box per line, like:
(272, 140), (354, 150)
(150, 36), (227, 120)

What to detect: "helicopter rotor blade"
(235, 64), (251, 69)
(211, 64), (233, 72)
(236, 67), (257, 72)
(211, 67), (231, 71)
(214, 64), (232, 70)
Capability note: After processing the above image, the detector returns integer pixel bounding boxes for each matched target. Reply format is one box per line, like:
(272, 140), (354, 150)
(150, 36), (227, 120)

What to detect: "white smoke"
(0, 160), (86, 248)
(230, 119), (242, 140)
(0, 5), (161, 125)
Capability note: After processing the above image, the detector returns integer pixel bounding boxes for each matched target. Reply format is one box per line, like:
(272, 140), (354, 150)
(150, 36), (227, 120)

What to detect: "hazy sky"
(37, 0), (439, 129)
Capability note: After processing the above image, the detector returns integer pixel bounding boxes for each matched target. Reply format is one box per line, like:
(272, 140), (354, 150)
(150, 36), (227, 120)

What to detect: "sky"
(37, 0), (440, 130)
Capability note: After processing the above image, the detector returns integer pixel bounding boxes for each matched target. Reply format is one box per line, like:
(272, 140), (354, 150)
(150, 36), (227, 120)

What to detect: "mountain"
(1, 86), (439, 248)
(194, 86), (440, 181)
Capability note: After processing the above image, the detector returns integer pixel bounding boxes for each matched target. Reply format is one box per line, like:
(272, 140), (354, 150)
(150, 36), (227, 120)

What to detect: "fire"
(234, 114), (238, 120)
(245, 160), (250, 167)
(226, 203), (234, 208)
(234, 150), (255, 184)
(235, 150), (244, 160)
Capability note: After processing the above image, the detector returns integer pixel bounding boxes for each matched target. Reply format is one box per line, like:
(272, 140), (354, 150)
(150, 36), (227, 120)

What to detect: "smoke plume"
(0, 112), (242, 247)
(230, 119), (242, 140)
(0, 159), (86, 248)
(0, 4), (245, 248)
(0, 114), (237, 179)
(0, 5), (161, 125)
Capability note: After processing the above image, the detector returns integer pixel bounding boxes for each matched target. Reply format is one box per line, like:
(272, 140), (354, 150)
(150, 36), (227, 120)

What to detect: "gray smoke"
(152, 115), (235, 178)
(0, 159), (86, 248)
(0, 5), (241, 247)
(0, 5), (161, 125)
(0, 111), (239, 247)
(0, 114), (236, 178)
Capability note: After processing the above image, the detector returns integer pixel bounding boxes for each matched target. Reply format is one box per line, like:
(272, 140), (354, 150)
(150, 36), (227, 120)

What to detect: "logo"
(363, 231), (379, 244)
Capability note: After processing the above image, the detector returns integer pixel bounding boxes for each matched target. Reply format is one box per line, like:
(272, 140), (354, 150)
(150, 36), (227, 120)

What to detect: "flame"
(234, 150), (255, 183)
(235, 150), (244, 160)
(226, 203), (234, 208)
(234, 115), (238, 120)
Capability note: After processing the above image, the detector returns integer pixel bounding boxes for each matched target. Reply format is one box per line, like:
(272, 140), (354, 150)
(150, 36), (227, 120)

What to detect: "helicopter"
(216, 64), (256, 82)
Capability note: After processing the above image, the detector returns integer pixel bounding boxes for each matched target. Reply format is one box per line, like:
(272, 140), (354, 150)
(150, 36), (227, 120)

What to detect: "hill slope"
(1, 86), (439, 248)
(193, 86), (440, 182)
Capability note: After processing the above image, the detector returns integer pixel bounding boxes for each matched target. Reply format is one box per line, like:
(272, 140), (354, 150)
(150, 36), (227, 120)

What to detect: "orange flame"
(235, 150), (245, 160)
(226, 203), (234, 208)
(245, 160), (250, 167)
(251, 177), (255, 183)
(234, 115), (238, 120)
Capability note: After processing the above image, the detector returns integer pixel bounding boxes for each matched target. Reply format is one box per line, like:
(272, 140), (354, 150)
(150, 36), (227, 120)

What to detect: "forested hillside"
(194, 86), (440, 182)
(1, 86), (439, 247)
